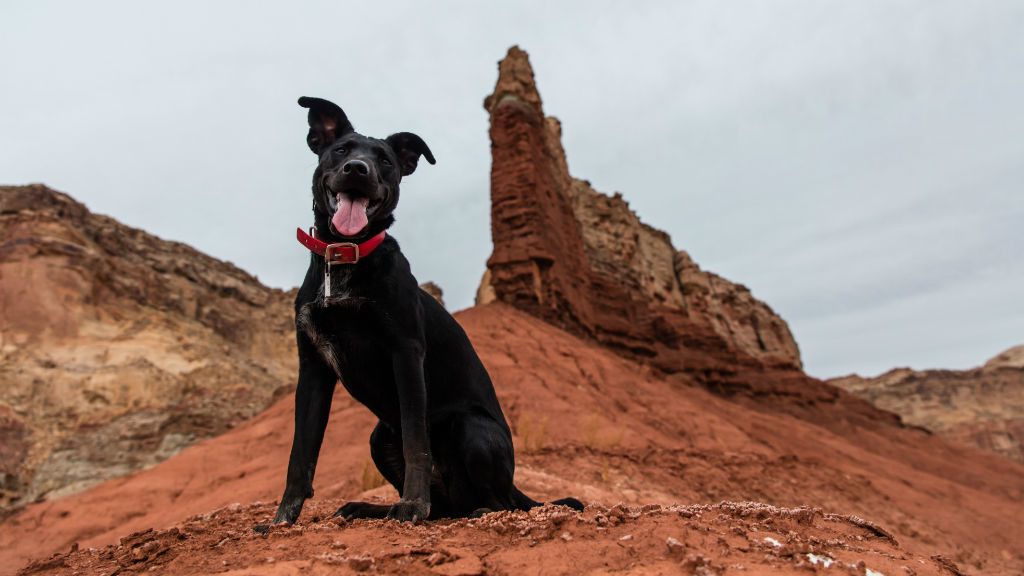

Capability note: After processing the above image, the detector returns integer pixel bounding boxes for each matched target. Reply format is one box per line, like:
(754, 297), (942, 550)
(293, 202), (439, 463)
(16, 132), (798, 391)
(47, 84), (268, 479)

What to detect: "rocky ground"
(21, 501), (955, 576)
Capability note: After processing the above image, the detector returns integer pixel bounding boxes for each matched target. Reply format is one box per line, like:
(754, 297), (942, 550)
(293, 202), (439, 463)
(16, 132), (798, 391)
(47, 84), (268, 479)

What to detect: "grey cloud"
(1, 0), (1021, 378)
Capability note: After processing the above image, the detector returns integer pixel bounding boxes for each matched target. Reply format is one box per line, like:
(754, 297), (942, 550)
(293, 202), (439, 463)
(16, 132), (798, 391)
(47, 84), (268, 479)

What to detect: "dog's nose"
(342, 159), (370, 176)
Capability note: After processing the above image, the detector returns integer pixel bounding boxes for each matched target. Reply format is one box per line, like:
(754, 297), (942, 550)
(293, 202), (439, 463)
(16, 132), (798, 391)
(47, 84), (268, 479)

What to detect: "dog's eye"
(381, 157), (392, 167)
(334, 147), (347, 155)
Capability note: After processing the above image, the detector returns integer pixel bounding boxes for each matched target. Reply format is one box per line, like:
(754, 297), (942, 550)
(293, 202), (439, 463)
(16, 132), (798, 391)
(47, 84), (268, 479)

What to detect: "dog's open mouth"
(329, 192), (381, 237)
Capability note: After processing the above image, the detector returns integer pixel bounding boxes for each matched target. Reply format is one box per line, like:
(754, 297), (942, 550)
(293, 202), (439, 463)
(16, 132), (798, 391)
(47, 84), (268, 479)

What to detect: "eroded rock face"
(483, 48), (594, 330)
(674, 251), (802, 370)
(830, 346), (1024, 463)
(0, 185), (296, 511)
(0, 407), (30, 510)
(478, 46), (802, 378)
(419, 281), (445, 309)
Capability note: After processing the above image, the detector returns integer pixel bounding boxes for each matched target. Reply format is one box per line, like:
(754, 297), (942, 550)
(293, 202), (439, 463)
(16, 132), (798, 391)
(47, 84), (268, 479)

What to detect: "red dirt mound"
(21, 501), (956, 576)
(3, 305), (1022, 575)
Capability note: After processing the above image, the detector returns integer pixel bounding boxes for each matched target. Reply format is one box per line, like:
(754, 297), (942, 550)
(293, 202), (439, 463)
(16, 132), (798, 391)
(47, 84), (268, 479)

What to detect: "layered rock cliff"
(479, 47), (806, 389)
(0, 185), (297, 511)
(830, 345), (1024, 463)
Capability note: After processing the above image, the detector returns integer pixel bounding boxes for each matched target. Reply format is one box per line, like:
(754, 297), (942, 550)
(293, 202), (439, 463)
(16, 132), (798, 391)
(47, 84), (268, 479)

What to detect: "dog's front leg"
(271, 336), (337, 525)
(388, 339), (431, 522)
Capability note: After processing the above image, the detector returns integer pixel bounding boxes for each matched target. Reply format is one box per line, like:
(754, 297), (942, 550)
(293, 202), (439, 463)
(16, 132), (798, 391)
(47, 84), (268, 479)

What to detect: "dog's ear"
(385, 132), (436, 177)
(298, 96), (354, 154)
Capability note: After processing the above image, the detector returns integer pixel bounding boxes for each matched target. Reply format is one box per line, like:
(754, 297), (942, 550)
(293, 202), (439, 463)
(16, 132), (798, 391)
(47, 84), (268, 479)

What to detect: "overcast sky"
(2, 1), (1021, 378)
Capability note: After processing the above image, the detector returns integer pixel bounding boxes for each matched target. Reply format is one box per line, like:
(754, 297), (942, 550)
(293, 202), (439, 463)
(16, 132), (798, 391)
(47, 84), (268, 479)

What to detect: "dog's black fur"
(269, 97), (582, 524)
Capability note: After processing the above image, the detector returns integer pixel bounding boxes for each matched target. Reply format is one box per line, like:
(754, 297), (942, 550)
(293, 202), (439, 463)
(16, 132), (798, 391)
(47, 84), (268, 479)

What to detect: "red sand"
(21, 501), (957, 575)
(4, 305), (1023, 575)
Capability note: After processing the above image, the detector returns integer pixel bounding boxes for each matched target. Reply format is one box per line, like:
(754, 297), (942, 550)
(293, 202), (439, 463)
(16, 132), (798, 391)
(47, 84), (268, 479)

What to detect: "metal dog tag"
(324, 265), (331, 298)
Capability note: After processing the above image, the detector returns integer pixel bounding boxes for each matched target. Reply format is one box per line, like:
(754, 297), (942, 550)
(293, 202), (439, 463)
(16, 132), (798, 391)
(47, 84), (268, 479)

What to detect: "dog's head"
(299, 96), (435, 239)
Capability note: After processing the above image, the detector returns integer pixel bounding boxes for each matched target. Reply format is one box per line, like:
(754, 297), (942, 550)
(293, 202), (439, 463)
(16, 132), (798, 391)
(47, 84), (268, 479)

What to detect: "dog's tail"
(511, 486), (584, 512)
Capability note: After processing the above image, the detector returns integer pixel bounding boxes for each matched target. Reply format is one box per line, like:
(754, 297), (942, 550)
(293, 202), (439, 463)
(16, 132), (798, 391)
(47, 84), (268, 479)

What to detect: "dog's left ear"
(385, 132), (436, 177)
(298, 96), (354, 155)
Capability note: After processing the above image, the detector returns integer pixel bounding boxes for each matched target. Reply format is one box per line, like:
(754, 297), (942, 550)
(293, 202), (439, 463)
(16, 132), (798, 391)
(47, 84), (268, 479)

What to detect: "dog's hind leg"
(334, 422), (404, 520)
(445, 415), (585, 516)
(369, 421), (405, 490)
(270, 335), (338, 525)
(335, 421), (454, 520)
(442, 414), (517, 516)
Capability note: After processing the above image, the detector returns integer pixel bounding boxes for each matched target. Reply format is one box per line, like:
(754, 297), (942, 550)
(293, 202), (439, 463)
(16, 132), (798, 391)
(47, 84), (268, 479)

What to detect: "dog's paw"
(334, 501), (391, 520)
(387, 499), (430, 523)
(271, 499), (303, 525)
(469, 507), (493, 519)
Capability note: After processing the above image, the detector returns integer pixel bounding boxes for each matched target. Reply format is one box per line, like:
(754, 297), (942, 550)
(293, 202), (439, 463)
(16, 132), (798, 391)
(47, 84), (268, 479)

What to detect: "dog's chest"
(299, 269), (391, 361)
(323, 266), (353, 300)
(297, 297), (398, 416)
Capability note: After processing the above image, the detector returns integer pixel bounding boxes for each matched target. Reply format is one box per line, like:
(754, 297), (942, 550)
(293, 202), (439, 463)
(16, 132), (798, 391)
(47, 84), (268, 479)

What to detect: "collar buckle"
(325, 242), (360, 265)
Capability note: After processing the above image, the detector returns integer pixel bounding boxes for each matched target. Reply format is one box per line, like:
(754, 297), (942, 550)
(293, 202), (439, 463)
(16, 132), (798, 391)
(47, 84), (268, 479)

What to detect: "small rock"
(608, 504), (627, 521)
(666, 537), (684, 556)
(681, 553), (721, 575)
(426, 551), (450, 567)
(348, 555), (374, 572)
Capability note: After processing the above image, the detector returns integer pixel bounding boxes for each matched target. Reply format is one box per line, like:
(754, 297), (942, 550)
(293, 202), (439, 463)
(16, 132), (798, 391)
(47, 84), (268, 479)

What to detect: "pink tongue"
(332, 196), (369, 236)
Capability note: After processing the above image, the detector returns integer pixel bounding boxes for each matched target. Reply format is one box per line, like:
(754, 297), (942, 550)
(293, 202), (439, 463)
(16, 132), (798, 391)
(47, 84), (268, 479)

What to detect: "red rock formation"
(483, 47), (595, 330)
(0, 185), (296, 511)
(830, 345), (1024, 462)
(481, 47), (810, 396)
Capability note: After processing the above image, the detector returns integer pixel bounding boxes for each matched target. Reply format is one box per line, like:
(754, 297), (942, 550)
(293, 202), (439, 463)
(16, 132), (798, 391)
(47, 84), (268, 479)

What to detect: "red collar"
(296, 227), (386, 265)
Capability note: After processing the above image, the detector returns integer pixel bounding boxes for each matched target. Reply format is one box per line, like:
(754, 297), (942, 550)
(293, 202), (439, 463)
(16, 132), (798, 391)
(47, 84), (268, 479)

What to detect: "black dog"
(270, 97), (582, 524)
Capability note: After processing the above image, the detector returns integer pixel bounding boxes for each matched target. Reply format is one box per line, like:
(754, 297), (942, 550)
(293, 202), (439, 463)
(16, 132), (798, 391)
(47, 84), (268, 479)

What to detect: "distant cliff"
(0, 185), (297, 511)
(830, 345), (1024, 463)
